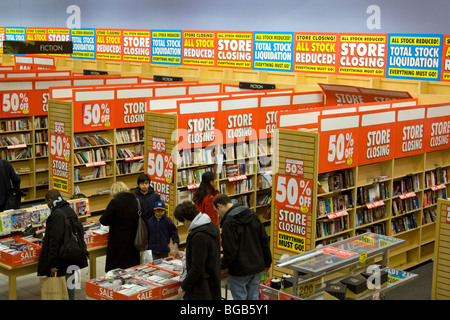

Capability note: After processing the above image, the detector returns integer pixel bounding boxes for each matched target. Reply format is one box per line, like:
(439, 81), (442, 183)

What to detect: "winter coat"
(0, 159), (21, 211)
(38, 198), (86, 277)
(220, 204), (272, 277)
(147, 214), (179, 254)
(134, 187), (161, 222)
(100, 192), (141, 272)
(194, 189), (220, 226)
(181, 213), (221, 300)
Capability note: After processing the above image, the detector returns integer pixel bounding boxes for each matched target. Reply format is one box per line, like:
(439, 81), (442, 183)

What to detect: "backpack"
(59, 211), (89, 268)
(134, 198), (148, 251)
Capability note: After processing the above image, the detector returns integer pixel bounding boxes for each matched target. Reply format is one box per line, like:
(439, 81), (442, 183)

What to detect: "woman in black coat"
(100, 182), (141, 272)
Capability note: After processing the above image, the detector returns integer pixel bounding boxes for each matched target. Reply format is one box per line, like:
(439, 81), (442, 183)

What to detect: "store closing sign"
(50, 133), (71, 193)
(274, 174), (312, 254)
(217, 31), (253, 69)
(423, 104), (450, 153)
(146, 150), (173, 207)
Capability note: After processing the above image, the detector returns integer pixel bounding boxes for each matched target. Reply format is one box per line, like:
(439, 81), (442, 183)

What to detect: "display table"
(261, 232), (418, 300)
(0, 245), (107, 300)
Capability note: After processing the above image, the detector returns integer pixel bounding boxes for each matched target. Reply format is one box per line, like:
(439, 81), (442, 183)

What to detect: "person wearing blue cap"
(147, 200), (180, 260)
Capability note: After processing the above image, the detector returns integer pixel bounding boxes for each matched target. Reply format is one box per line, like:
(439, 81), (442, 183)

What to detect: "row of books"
(258, 140), (273, 156)
(178, 147), (215, 167)
(35, 145), (48, 157)
(256, 193), (271, 206)
(356, 223), (387, 236)
(422, 208), (436, 225)
(177, 166), (215, 187)
(0, 147), (32, 160)
(316, 216), (349, 238)
(219, 178), (254, 195)
(355, 206), (387, 227)
(356, 182), (389, 206)
(116, 128), (144, 144)
(34, 116), (48, 129)
(230, 194), (253, 208)
(116, 146), (143, 160)
(116, 159), (144, 175)
(317, 192), (354, 217)
(0, 119), (31, 132)
(257, 156), (272, 174)
(318, 169), (354, 194)
(74, 147), (114, 165)
(74, 164), (112, 181)
(392, 196), (420, 216)
(425, 168), (448, 188)
(35, 131), (48, 143)
(423, 188), (447, 207)
(73, 134), (112, 148)
(391, 213), (417, 235)
(0, 134), (31, 146)
(393, 174), (420, 195)
(223, 142), (257, 160)
(257, 173), (272, 189)
(219, 162), (254, 179)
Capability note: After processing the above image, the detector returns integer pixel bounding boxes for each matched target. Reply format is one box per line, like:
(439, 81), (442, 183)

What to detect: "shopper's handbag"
(40, 273), (69, 300)
(134, 199), (148, 251)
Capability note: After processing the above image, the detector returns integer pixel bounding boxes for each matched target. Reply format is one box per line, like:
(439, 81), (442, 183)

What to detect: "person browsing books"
(134, 173), (161, 221)
(0, 159), (21, 212)
(193, 171), (220, 226)
(147, 200), (180, 260)
(174, 201), (221, 300)
(213, 194), (272, 300)
(100, 182), (142, 272)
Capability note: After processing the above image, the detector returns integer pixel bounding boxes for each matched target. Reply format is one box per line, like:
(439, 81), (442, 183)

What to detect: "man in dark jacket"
(214, 194), (272, 300)
(134, 173), (161, 221)
(174, 201), (221, 300)
(0, 159), (21, 212)
(38, 189), (88, 300)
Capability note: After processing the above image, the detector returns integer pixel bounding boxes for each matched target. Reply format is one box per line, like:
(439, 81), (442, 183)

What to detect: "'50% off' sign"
(327, 132), (355, 166)
(2, 92), (30, 115)
(50, 134), (71, 162)
(82, 103), (111, 128)
(275, 174), (313, 214)
(147, 151), (174, 184)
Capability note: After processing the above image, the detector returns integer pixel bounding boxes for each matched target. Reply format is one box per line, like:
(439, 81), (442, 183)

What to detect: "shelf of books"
(0, 72), (146, 204)
(271, 99), (450, 276)
(143, 90), (324, 242)
(431, 199), (450, 300)
(47, 81), (228, 213)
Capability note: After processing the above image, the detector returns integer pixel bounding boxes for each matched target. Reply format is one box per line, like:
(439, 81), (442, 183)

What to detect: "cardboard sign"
(151, 30), (182, 65)
(95, 29), (122, 61)
(49, 133), (71, 193)
(393, 107), (426, 158)
(441, 35), (450, 81)
(359, 109), (396, 166)
(182, 30), (216, 67)
(216, 31), (253, 69)
(253, 31), (293, 72)
(423, 103), (450, 153)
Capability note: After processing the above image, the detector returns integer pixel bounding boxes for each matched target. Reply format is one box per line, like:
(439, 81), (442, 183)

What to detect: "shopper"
(147, 200), (180, 260)
(38, 189), (88, 300)
(134, 173), (161, 221)
(193, 171), (220, 226)
(0, 159), (21, 212)
(213, 194), (272, 300)
(174, 201), (221, 300)
(100, 181), (141, 272)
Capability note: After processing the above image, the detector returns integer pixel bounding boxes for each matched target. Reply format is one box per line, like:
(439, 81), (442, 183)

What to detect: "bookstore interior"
(0, 29), (449, 301)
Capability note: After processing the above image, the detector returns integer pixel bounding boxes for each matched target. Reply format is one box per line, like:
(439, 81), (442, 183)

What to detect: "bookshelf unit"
(270, 103), (450, 279)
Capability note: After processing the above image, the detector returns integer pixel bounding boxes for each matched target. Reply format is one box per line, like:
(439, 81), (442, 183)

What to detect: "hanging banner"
(182, 30), (216, 67)
(293, 32), (337, 74)
(393, 107), (425, 158)
(216, 31), (253, 69)
(95, 29), (122, 61)
(122, 29), (150, 63)
(338, 33), (387, 77)
(442, 35), (450, 81)
(253, 31), (293, 72)
(151, 30), (182, 65)
(71, 28), (96, 60)
(115, 96), (148, 129)
(274, 174), (312, 254)
(386, 33), (442, 81)
(5, 27), (25, 41)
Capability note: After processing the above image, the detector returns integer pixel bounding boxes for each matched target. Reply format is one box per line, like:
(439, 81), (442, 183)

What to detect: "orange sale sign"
(423, 104), (450, 153)
(393, 107), (426, 158)
(182, 30), (216, 67)
(49, 133), (71, 193)
(216, 31), (253, 69)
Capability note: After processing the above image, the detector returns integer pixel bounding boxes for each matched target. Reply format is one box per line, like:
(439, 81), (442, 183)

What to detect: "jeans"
(228, 272), (262, 300)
